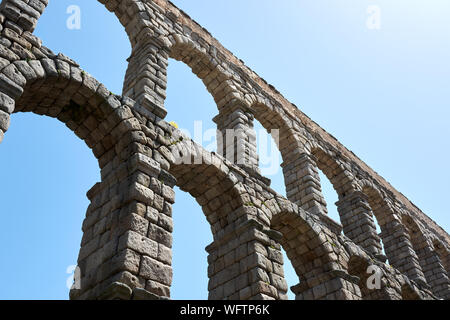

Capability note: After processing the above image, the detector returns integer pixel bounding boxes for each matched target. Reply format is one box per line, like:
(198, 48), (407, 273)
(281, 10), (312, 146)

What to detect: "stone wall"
(0, 0), (448, 300)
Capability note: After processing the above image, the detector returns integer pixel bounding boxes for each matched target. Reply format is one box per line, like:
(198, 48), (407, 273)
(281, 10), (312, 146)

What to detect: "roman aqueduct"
(0, 0), (448, 300)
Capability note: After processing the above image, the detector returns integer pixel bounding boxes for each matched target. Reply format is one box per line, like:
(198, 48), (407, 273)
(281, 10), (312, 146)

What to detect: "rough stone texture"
(0, 0), (449, 300)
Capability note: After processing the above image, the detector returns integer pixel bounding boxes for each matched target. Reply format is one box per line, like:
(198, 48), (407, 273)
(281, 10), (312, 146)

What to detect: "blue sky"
(0, 0), (449, 300)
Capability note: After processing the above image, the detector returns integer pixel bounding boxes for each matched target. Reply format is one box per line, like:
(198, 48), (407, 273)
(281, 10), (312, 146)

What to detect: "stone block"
(140, 256), (173, 286)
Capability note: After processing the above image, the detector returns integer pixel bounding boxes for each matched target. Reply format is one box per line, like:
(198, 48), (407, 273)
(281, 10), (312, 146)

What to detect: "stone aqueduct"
(0, 0), (448, 300)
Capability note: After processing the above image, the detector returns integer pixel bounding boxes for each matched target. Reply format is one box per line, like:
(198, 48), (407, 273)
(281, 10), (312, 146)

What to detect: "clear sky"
(0, 0), (448, 300)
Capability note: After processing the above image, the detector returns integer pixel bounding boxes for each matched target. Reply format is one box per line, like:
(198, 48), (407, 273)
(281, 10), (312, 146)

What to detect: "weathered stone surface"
(98, 282), (133, 300)
(140, 256), (173, 286)
(0, 109), (10, 130)
(118, 230), (158, 259)
(0, 0), (448, 302)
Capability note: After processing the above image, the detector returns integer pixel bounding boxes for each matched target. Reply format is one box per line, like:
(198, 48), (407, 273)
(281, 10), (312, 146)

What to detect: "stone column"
(71, 152), (175, 300)
(283, 152), (327, 216)
(336, 191), (385, 259)
(206, 219), (288, 300)
(214, 103), (260, 177)
(123, 37), (169, 119)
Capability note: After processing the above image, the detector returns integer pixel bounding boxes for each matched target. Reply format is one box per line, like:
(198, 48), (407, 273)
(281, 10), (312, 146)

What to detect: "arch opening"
(254, 119), (285, 196)
(11, 66), (126, 161)
(171, 186), (213, 299)
(279, 247), (297, 300)
(165, 59), (217, 153)
(33, 0), (131, 95)
(310, 149), (390, 261)
(0, 112), (99, 299)
(251, 102), (302, 196)
(270, 209), (341, 300)
(309, 148), (348, 233)
(0, 56), (141, 299)
(317, 171), (340, 227)
(167, 157), (247, 300)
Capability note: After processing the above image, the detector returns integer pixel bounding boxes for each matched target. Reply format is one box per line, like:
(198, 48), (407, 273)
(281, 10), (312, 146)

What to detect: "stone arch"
(0, 0), (47, 33)
(159, 136), (292, 300)
(293, 146), (386, 259)
(166, 36), (252, 169)
(402, 214), (450, 298)
(269, 201), (361, 300)
(311, 147), (355, 198)
(1, 0), (448, 302)
(1, 59), (138, 162)
(167, 35), (235, 107)
(123, 32), (238, 117)
(168, 33), (310, 194)
(358, 183), (427, 286)
(167, 155), (246, 298)
(0, 3), (176, 298)
(105, 7), (301, 200)
(140, 32), (302, 189)
(0, 0), (147, 99)
(292, 144), (358, 216)
(309, 146), (353, 226)
(0, 57), (162, 300)
(155, 151), (248, 298)
(167, 146), (246, 237)
(167, 37), (253, 173)
(360, 182), (395, 228)
(122, 31), (256, 175)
